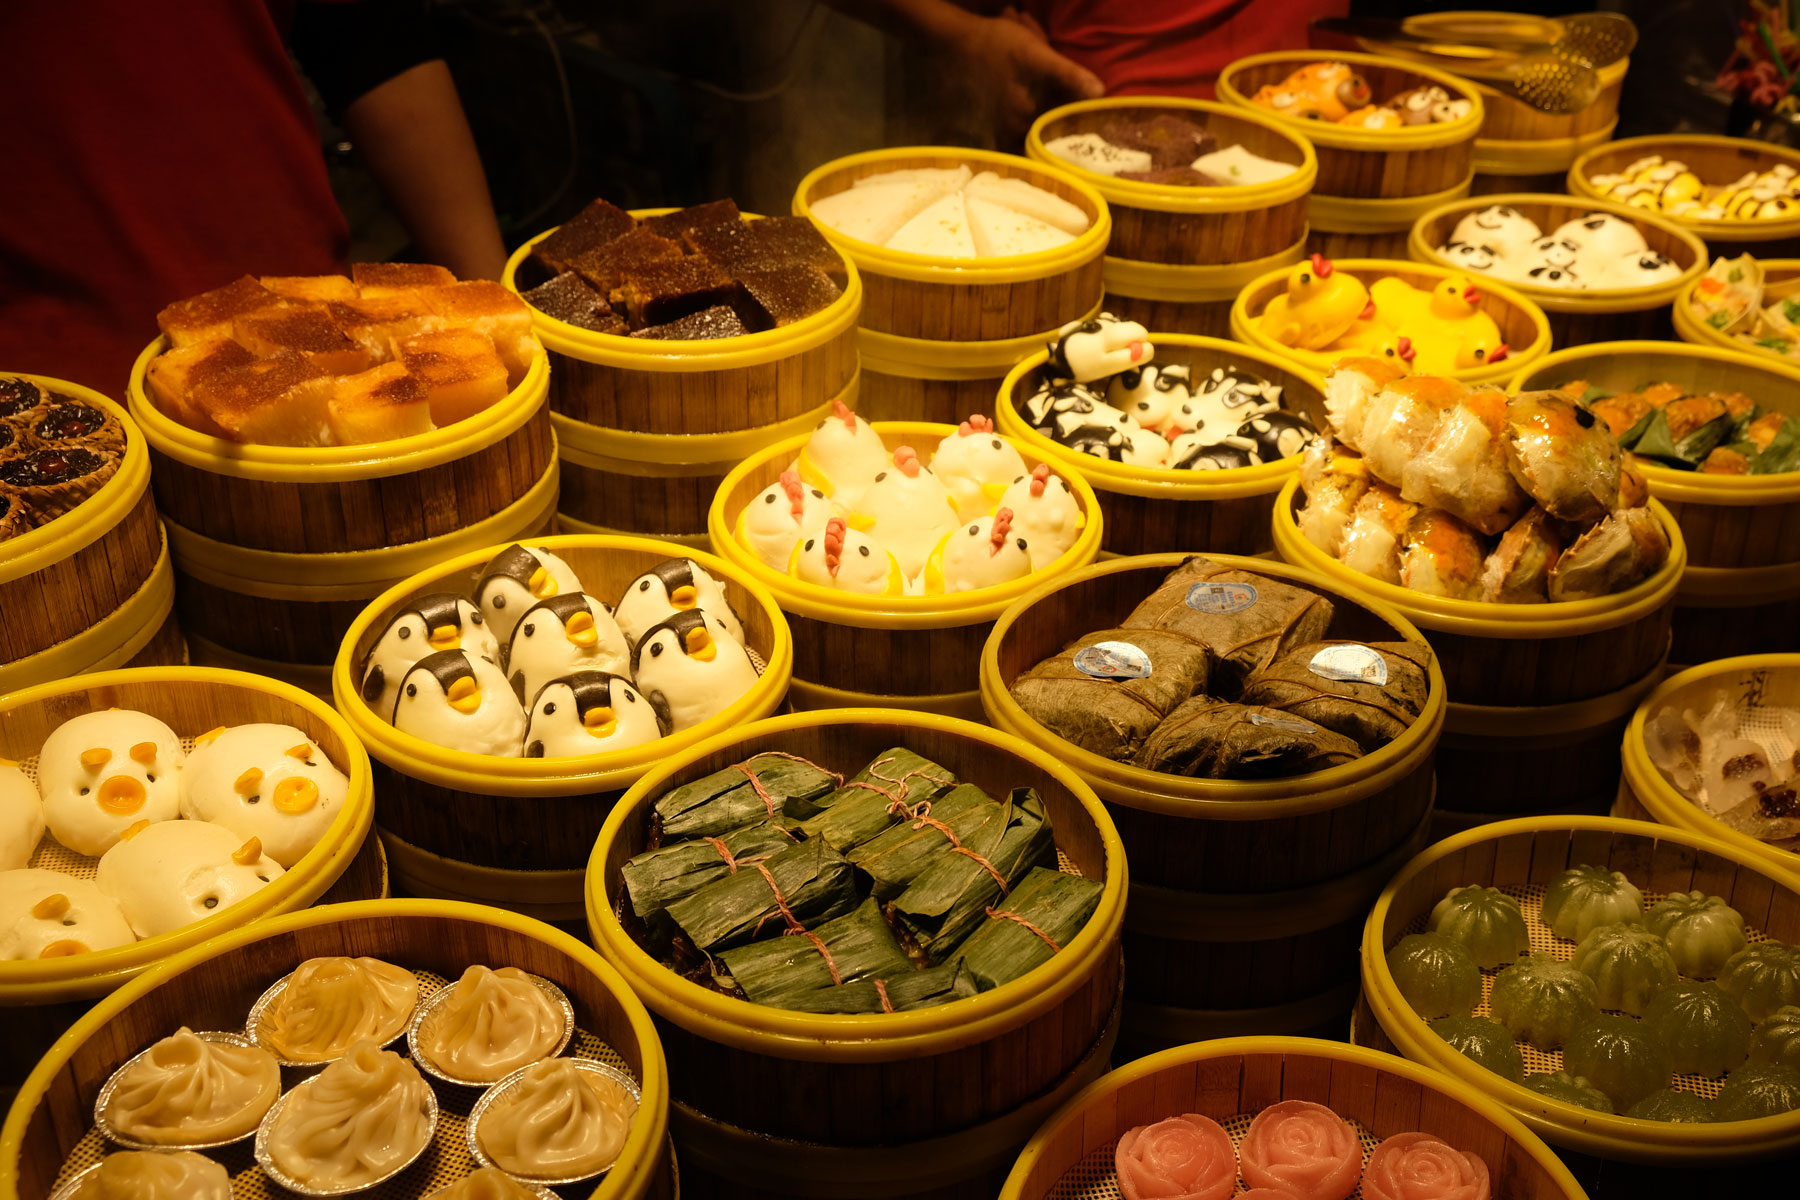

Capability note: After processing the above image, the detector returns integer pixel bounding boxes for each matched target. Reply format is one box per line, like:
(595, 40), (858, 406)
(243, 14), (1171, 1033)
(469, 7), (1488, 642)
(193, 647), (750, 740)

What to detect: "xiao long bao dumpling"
(477, 1059), (637, 1181)
(256, 955), (419, 1063)
(414, 965), (568, 1083)
(262, 1040), (435, 1191)
(103, 1027), (279, 1145)
(71, 1150), (231, 1200)
(424, 1168), (546, 1200)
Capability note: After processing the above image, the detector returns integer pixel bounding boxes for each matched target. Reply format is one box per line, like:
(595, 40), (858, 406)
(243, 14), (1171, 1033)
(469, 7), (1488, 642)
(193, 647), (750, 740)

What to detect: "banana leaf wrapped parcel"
(717, 897), (914, 1006)
(780, 960), (980, 1014)
(797, 746), (958, 853)
(890, 788), (1055, 963)
(653, 752), (841, 841)
(960, 867), (1104, 990)
(665, 836), (858, 952)
(848, 783), (1006, 900)
(622, 820), (796, 932)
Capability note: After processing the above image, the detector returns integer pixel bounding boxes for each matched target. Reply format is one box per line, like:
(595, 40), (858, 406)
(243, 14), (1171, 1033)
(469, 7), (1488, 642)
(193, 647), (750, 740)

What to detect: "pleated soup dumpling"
(476, 1059), (637, 1181)
(262, 1040), (435, 1191)
(414, 964), (568, 1083)
(71, 1150), (231, 1200)
(424, 1167), (546, 1200)
(103, 1026), (280, 1145)
(256, 955), (419, 1063)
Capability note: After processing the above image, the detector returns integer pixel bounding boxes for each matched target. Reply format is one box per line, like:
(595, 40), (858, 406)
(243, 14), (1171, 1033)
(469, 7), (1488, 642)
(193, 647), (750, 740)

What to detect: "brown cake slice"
(735, 264), (841, 329)
(352, 262), (458, 296)
(146, 338), (258, 433)
(739, 216), (849, 287)
(609, 255), (738, 329)
(328, 295), (436, 362)
(327, 363), (433, 444)
(156, 276), (285, 347)
(1101, 113), (1218, 170)
(396, 328), (510, 427)
(681, 218), (758, 271)
(570, 226), (684, 296)
(232, 304), (373, 375)
(261, 275), (358, 303)
(630, 305), (749, 341)
(531, 198), (637, 275)
(520, 272), (627, 334)
(421, 281), (538, 383)
(642, 198), (743, 242)
(189, 354), (336, 446)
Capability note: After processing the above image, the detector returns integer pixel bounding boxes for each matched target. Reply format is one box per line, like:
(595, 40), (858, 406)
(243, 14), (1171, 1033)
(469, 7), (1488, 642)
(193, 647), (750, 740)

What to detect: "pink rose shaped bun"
(1362, 1132), (1490, 1200)
(1113, 1113), (1237, 1200)
(1240, 1100), (1363, 1200)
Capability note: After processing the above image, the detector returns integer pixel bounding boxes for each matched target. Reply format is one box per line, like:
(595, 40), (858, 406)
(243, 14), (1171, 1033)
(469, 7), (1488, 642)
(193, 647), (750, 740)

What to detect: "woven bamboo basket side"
(1410, 607), (1673, 706)
(558, 459), (730, 542)
(1474, 70), (1626, 143)
(1, 489), (162, 665)
(855, 372), (1002, 425)
(1097, 295), (1236, 339)
(786, 612), (994, 697)
(856, 261), (1107, 344)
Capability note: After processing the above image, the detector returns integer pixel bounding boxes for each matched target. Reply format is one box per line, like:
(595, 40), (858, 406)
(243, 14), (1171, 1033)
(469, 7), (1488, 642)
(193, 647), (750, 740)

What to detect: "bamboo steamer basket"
(333, 535), (792, 926)
(980, 553), (1444, 1046)
(1674, 258), (1800, 362)
(1230, 257), (1553, 386)
(1511, 342), (1800, 664)
(1024, 97), (1317, 338)
(503, 209), (862, 542)
(1359, 816), (1800, 1192)
(1570, 134), (1800, 258)
(1617, 653), (1800, 881)
(1003, 1035), (1588, 1200)
(127, 337), (556, 677)
(1272, 482), (1684, 820)
(709, 420), (1101, 717)
(996, 336), (1327, 558)
(1411, 195), (1707, 344)
(1, 375), (164, 673)
(586, 709), (1125, 1200)
(0, 900), (674, 1200)
(0, 667), (373, 1087)
(793, 148), (1110, 424)
(1218, 51), (1485, 259)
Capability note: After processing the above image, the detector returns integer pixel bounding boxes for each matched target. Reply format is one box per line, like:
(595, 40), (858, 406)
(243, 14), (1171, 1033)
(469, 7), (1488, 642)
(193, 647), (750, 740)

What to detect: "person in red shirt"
(0, 1), (506, 395)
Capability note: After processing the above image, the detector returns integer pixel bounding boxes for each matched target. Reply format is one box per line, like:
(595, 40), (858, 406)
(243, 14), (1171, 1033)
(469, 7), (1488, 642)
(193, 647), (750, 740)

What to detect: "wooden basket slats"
(4, 491), (162, 663)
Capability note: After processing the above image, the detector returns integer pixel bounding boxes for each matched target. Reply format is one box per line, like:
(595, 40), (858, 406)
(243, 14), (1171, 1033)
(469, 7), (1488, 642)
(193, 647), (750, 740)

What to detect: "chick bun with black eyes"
(927, 414), (1028, 521)
(739, 467), (836, 570)
(359, 592), (499, 721)
(473, 544), (583, 644)
(523, 671), (664, 759)
(995, 463), (1085, 570)
(502, 592), (630, 705)
(788, 515), (906, 595)
(613, 557), (744, 647)
(921, 507), (1034, 594)
(392, 649), (526, 757)
(630, 609), (760, 733)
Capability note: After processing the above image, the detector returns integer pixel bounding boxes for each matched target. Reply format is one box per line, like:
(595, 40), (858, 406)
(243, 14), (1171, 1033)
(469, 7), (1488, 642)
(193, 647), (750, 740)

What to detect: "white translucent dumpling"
(0, 763), (44, 870)
(179, 723), (348, 868)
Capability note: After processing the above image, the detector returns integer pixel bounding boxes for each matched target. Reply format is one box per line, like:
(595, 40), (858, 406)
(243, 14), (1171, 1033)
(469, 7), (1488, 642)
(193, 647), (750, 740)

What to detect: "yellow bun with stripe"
(1570, 134), (1800, 248)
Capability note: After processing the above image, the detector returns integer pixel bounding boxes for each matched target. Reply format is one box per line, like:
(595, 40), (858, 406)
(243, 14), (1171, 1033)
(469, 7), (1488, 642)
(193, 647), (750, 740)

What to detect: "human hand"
(949, 6), (1104, 142)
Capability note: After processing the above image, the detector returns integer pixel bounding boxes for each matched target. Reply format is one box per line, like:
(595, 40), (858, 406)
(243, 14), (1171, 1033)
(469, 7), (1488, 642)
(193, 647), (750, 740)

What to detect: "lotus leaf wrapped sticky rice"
(1625, 1089), (1715, 1123)
(1430, 1016), (1524, 1081)
(1120, 556), (1333, 689)
(1750, 1005), (1800, 1070)
(1009, 627), (1213, 760)
(959, 866), (1103, 990)
(622, 822), (796, 931)
(1136, 699), (1362, 779)
(1643, 891), (1748, 979)
(1719, 940), (1800, 1020)
(1564, 1014), (1673, 1109)
(1428, 885), (1529, 969)
(1489, 954), (1599, 1050)
(1387, 932), (1481, 1019)
(1238, 640), (1431, 753)
(1523, 1071), (1614, 1113)
(1643, 981), (1753, 1077)
(717, 897), (914, 1006)
(1541, 864), (1644, 941)
(1714, 1062), (1800, 1120)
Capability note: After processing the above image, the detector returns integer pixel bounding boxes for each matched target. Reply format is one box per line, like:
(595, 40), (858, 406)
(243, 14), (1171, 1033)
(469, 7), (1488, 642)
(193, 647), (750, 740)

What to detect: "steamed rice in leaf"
(716, 897), (913, 1006)
(654, 753), (840, 841)
(1121, 557), (1334, 689)
(959, 866), (1103, 990)
(1009, 627), (1212, 760)
(891, 788), (1055, 962)
(1239, 640), (1431, 753)
(1136, 697), (1362, 779)
(797, 747), (959, 852)
(623, 820), (795, 923)
(829, 746), (957, 806)
(848, 783), (1004, 900)
(666, 836), (858, 952)
(781, 960), (980, 1014)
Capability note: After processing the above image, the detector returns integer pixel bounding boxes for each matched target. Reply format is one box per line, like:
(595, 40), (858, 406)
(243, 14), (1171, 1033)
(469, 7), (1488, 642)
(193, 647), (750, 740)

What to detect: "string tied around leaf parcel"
(901, 799), (1010, 896)
(703, 835), (781, 873)
(983, 904), (1061, 953)
(734, 751), (843, 821)
(874, 978), (895, 1014)
(747, 860), (843, 985)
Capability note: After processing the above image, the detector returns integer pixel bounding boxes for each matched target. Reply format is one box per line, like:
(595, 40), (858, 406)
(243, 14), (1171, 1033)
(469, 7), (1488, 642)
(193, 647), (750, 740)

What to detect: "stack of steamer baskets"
(501, 209), (863, 549)
(127, 335), (556, 696)
(1356, 817), (1800, 1196)
(585, 709), (1127, 1200)
(0, 375), (185, 696)
(333, 535), (792, 927)
(1512, 344), (1800, 664)
(1570, 134), (1800, 259)
(1024, 98), (1318, 338)
(1218, 51), (1486, 261)
(980, 554), (1446, 1054)
(792, 148), (1110, 424)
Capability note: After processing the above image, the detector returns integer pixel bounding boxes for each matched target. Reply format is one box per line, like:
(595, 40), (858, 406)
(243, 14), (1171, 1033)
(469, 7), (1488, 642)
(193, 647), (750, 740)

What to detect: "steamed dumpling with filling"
(478, 1059), (637, 1180)
(0, 763), (44, 870)
(256, 955), (419, 1063)
(104, 1027), (280, 1144)
(178, 724), (349, 868)
(70, 1150), (231, 1200)
(415, 965), (567, 1083)
(1643, 892), (1747, 979)
(424, 1168), (546, 1200)
(264, 1040), (434, 1190)
(1541, 864), (1642, 941)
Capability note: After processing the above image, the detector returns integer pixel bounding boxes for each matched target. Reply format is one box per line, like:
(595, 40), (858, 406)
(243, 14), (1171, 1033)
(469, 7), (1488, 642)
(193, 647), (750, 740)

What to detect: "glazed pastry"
(1563, 1014), (1672, 1109)
(415, 965), (566, 1082)
(1643, 982), (1753, 1078)
(928, 415), (1027, 521)
(37, 708), (184, 856)
(1431, 1015), (1525, 1081)
(0, 762), (45, 870)
(995, 464), (1084, 570)
(104, 1027), (280, 1144)
(504, 593), (631, 705)
(1045, 313), (1152, 383)
(477, 1059), (637, 1180)
(0, 445), (120, 524)
(850, 447), (960, 580)
(1503, 390), (1621, 524)
(70, 1150), (231, 1200)
(424, 1168), (545, 1200)
(789, 516), (906, 595)
(0, 868), (135, 959)
(30, 398), (125, 454)
(524, 672), (664, 758)
(921, 509), (1034, 594)
(1719, 941), (1800, 1021)
(1489, 954), (1599, 1050)
(613, 558), (746, 648)
(256, 955), (419, 1062)
(359, 592), (501, 720)
(474, 544), (584, 644)
(179, 723), (349, 868)
(96, 819), (284, 938)
(632, 610), (760, 732)
(264, 1040), (434, 1190)
(392, 650), (527, 757)
(1643, 891), (1748, 979)
(796, 400), (890, 509)
(738, 469), (834, 570)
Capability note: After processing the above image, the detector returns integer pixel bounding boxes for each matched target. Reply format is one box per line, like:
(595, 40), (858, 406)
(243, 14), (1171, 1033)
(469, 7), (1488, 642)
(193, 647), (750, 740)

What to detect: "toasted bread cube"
(396, 328), (508, 427)
(328, 363), (433, 445)
(156, 276), (283, 347)
(190, 354), (334, 446)
(261, 275), (358, 303)
(352, 262), (457, 296)
(327, 295), (436, 362)
(145, 338), (256, 436)
(421, 281), (538, 383)
(231, 304), (372, 375)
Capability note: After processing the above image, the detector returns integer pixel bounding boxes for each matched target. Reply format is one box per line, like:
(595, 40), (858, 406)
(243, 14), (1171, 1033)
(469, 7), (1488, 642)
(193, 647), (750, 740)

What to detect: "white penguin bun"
(392, 650), (527, 757)
(613, 557), (744, 647)
(96, 819), (284, 940)
(523, 671), (665, 759)
(358, 592), (499, 722)
(0, 764), (44, 871)
(631, 609), (760, 733)
(179, 723), (349, 868)
(922, 508), (1035, 594)
(928, 414), (1028, 521)
(473, 544), (585, 643)
(38, 709), (185, 858)
(995, 464), (1084, 571)
(796, 398), (890, 510)
(0, 868), (135, 959)
(502, 592), (631, 707)
(739, 468), (835, 571)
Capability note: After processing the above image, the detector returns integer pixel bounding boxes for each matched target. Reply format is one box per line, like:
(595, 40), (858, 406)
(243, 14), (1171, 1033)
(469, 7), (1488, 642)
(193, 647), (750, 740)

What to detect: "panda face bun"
(38, 709), (185, 857)
(474, 544), (583, 644)
(631, 610), (760, 733)
(613, 558), (744, 647)
(179, 724), (349, 868)
(393, 650), (527, 757)
(503, 593), (630, 705)
(359, 592), (498, 721)
(523, 672), (664, 759)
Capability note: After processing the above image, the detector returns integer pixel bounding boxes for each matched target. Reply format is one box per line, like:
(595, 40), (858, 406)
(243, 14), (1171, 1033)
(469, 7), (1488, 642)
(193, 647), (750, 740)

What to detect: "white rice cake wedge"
(965, 171), (1090, 236)
(1192, 145), (1297, 186)
(811, 177), (956, 246)
(966, 195), (1075, 257)
(886, 191), (976, 257)
(851, 165), (972, 191)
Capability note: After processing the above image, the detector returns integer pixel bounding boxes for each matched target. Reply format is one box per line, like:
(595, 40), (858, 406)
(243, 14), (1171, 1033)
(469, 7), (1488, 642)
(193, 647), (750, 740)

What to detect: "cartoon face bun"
(996, 464), (1085, 570)
(789, 517), (906, 595)
(923, 508), (1034, 594)
(359, 592), (499, 720)
(613, 557), (745, 647)
(524, 671), (663, 759)
(38, 709), (185, 856)
(796, 398), (890, 509)
(1046, 312), (1152, 383)
(96, 819), (284, 939)
(0, 867), (135, 959)
(851, 446), (960, 579)
(474, 544), (584, 643)
(179, 724), (349, 868)
(0, 763), (45, 870)
(631, 609), (760, 732)
(740, 469), (835, 570)
(929, 415), (1028, 522)
(504, 593), (630, 705)
(1107, 363), (1195, 431)
(392, 650), (527, 757)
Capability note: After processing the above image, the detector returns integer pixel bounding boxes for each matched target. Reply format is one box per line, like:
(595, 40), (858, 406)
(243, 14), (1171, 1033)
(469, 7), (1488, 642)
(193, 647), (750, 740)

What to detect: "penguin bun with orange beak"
(474, 543), (583, 643)
(631, 609), (760, 732)
(37, 709), (185, 857)
(614, 558), (744, 647)
(179, 724), (350, 868)
(503, 592), (630, 705)
(358, 592), (499, 721)
(392, 649), (526, 756)
(523, 671), (664, 759)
